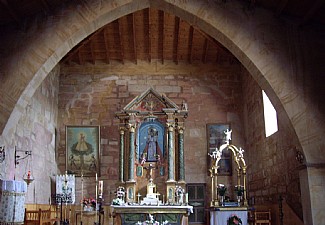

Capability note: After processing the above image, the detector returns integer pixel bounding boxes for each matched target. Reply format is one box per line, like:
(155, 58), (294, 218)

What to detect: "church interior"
(0, 1), (324, 225)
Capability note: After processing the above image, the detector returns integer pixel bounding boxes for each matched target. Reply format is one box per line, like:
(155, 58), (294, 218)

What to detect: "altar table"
(210, 207), (248, 225)
(111, 205), (193, 225)
(0, 179), (27, 224)
(75, 210), (104, 225)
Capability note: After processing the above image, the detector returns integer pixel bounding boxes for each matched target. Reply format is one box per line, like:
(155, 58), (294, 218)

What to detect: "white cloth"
(210, 210), (248, 225)
(56, 174), (75, 204)
(0, 179), (27, 223)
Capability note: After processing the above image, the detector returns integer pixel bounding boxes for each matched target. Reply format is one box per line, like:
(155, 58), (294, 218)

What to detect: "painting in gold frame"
(66, 125), (100, 177)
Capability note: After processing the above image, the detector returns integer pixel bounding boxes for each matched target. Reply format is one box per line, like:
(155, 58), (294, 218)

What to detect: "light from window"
(262, 90), (278, 137)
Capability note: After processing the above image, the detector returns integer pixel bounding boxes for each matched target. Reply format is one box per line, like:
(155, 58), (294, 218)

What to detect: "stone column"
(128, 124), (136, 182)
(178, 127), (185, 182)
(119, 128), (125, 183)
(167, 124), (175, 181)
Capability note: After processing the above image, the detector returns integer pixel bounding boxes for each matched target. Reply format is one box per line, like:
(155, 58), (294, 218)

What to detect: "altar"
(210, 207), (248, 225)
(111, 205), (193, 225)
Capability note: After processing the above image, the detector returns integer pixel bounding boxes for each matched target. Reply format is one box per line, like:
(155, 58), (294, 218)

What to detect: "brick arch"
(1, 0), (323, 164)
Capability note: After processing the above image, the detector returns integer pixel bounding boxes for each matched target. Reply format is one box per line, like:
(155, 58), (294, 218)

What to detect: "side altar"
(113, 88), (192, 225)
(208, 128), (250, 225)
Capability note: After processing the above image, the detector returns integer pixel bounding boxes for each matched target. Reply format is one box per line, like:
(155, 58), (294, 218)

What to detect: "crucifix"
(144, 163), (156, 182)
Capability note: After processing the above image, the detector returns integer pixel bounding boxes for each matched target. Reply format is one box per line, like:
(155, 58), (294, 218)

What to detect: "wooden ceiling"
(0, 0), (324, 65)
(62, 8), (237, 65)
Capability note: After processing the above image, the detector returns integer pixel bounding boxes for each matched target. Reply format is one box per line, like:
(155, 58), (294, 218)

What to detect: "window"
(262, 90), (278, 137)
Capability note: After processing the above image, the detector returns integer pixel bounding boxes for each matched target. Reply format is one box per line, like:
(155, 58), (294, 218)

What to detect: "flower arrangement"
(217, 184), (227, 196)
(136, 214), (168, 225)
(82, 197), (96, 209)
(227, 214), (242, 225)
(234, 185), (244, 196)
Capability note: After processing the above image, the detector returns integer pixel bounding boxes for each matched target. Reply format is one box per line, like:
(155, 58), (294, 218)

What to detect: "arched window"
(262, 90), (278, 137)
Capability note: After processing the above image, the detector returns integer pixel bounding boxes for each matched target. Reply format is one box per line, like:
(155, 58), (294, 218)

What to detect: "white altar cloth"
(0, 179), (27, 224)
(210, 209), (248, 225)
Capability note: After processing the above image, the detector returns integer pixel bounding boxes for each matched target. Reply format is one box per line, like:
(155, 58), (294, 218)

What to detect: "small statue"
(224, 129), (232, 144)
(181, 100), (188, 111)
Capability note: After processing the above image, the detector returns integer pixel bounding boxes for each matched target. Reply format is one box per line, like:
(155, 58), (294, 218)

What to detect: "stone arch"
(1, 0), (323, 166)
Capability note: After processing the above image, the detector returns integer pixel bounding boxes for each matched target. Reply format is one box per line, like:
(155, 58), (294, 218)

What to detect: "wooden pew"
(24, 208), (59, 225)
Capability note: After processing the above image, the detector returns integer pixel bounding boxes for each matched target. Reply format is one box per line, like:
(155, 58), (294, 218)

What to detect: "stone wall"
(57, 62), (245, 203)
(0, 66), (59, 204)
(242, 69), (303, 219)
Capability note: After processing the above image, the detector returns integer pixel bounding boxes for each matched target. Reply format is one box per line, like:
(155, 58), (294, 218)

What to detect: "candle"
(96, 173), (98, 181)
(185, 193), (188, 203)
(99, 180), (103, 197)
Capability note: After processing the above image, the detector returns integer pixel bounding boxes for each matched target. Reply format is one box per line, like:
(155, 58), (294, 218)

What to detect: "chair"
(254, 210), (271, 225)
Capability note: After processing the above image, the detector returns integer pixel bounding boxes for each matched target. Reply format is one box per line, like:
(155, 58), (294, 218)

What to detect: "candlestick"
(95, 174), (98, 223)
(81, 172), (83, 223)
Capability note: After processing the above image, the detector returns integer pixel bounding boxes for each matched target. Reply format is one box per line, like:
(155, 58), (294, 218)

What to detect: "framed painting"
(207, 123), (232, 176)
(66, 126), (100, 177)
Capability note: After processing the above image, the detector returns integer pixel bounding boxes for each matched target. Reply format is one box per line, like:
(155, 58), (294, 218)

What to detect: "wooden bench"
(24, 208), (59, 225)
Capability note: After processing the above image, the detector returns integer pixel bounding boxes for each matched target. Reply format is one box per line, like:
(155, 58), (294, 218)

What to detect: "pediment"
(123, 88), (179, 112)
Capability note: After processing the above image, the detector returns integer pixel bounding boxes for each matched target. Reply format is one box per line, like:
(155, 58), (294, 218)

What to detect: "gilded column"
(167, 124), (175, 181)
(128, 124), (136, 181)
(178, 127), (185, 182)
(119, 128), (125, 183)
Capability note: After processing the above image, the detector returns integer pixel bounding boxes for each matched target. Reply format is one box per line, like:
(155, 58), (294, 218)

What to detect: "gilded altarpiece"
(115, 88), (188, 204)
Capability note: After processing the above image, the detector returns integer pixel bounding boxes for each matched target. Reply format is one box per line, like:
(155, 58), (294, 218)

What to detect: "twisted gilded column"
(167, 124), (175, 181)
(119, 128), (125, 183)
(178, 127), (185, 182)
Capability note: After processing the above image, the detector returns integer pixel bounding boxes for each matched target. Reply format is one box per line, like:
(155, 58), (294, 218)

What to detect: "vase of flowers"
(136, 214), (169, 225)
(227, 214), (242, 225)
(234, 185), (244, 206)
(217, 184), (227, 206)
(82, 197), (96, 211)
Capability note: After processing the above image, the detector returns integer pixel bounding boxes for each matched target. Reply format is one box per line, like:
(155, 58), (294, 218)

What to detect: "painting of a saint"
(66, 126), (100, 176)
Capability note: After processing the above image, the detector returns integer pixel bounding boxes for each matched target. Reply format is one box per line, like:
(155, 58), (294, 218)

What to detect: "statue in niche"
(141, 127), (163, 163)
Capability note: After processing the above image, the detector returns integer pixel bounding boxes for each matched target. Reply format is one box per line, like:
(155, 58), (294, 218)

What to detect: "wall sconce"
(0, 146), (5, 163)
(14, 147), (32, 168)
(14, 146), (34, 185)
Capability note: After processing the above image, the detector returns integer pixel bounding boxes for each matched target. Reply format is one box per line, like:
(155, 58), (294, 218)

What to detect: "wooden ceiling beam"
(0, 0), (20, 25)
(202, 38), (208, 64)
(195, 27), (228, 55)
(40, 0), (51, 13)
(147, 8), (152, 63)
(188, 26), (194, 64)
(116, 19), (124, 64)
(103, 28), (110, 64)
(300, 0), (324, 26)
(173, 16), (180, 65)
(62, 28), (103, 64)
(159, 10), (165, 64)
(275, 0), (289, 16)
(78, 49), (83, 65)
(90, 39), (95, 65)
(131, 13), (137, 64)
